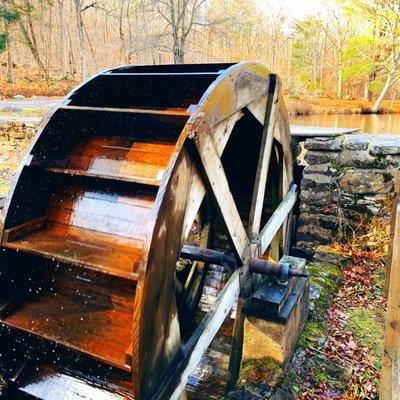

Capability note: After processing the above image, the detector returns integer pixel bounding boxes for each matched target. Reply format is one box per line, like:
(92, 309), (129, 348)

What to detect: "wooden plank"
(384, 170), (400, 296)
(182, 112), (243, 242)
(131, 144), (193, 400)
(380, 203), (400, 400)
(248, 74), (279, 236)
(154, 271), (240, 400)
(289, 125), (360, 137)
(255, 185), (297, 255)
(191, 127), (249, 258)
(4, 224), (144, 281)
(2, 217), (46, 243)
(2, 285), (134, 371)
(61, 105), (190, 117)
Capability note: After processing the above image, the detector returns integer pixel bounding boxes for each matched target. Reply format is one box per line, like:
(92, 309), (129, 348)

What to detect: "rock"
(369, 137), (400, 155)
(300, 190), (340, 208)
(343, 136), (369, 151)
(301, 174), (337, 192)
(228, 384), (273, 399)
(340, 170), (393, 195)
(313, 251), (351, 267)
(298, 214), (339, 231)
(337, 149), (383, 168)
(308, 283), (322, 304)
(270, 388), (292, 400)
(304, 151), (338, 165)
(386, 154), (400, 169)
(12, 94), (25, 100)
(304, 138), (342, 151)
(303, 163), (330, 174)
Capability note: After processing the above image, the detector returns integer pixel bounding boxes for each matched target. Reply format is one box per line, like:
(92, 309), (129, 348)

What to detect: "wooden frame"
(380, 202), (400, 400)
(0, 62), (296, 400)
(384, 170), (400, 296)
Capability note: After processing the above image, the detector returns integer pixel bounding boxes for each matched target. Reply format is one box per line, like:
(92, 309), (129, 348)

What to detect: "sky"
(256, 0), (328, 31)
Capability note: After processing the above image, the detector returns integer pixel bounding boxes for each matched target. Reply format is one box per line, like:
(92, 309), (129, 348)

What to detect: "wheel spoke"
(191, 126), (249, 259)
(248, 75), (280, 237)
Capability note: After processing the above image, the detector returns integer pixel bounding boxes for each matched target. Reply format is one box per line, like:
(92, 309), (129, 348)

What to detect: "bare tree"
(9, 0), (46, 74)
(151, 0), (207, 64)
(57, 0), (66, 77)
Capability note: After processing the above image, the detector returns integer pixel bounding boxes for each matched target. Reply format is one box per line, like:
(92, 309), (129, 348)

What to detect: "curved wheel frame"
(0, 62), (293, 400)
(133, 64), (293, 399)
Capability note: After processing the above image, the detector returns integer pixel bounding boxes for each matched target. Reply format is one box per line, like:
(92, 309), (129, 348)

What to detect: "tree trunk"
(372, 68), (398, 113)
(363, 71), (376, 101)
(58, 0), (67, 78)
(17, 18), (46, 75)
(5, 22), (14, 83)
(173, 36), (185, 64)
(337, 67), (343, 99)
(74, 0), (87, 80)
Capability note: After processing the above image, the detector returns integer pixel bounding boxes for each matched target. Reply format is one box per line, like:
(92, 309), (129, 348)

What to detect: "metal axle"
(180, 244), (308, 278)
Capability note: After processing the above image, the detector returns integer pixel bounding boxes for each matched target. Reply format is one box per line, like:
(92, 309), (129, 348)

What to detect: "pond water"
(290, 113), (400, 136)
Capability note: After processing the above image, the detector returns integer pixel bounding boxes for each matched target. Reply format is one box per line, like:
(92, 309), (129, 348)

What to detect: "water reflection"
(290, 113), (400, 135)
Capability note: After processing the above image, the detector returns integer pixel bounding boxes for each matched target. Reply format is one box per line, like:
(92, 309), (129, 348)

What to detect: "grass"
(240, 357), (282, 385)
(346, 308), (384, 361)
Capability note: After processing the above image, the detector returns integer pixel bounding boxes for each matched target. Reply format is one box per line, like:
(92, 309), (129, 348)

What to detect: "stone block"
(304, 151), (338, 165)
(301, 173), (337, 191)
(369, 137), (400, 155)
(304, 163), (330, 174)
(337, 149), (383, 168)
(386, 154), (400, 169)
(304, 138), (342, 151)
(343, 136), (369, 151)
(339, 170), (393, 195)
(298, 213), (339, 231)
(300, 190), (339, 208)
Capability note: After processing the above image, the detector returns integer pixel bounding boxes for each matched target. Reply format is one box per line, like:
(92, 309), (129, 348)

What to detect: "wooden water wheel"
(0, 62), (296, 400)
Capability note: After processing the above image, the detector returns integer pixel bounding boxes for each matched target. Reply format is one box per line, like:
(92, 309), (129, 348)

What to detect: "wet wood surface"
(0, 62), (289, 400)
(47, 136), (175, 186)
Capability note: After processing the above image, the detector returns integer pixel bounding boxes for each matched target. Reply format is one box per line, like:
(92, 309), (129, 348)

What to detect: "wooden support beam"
(255, 185), (297, 256)
(153, 271), (240, 400)
(248, 74), (280, 236)
(191, 127), (249, 259)
(380, 203), (400, 400)
(384, 170), (400, 296)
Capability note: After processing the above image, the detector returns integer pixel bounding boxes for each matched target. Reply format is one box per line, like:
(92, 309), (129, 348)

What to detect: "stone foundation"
(296, 134), (400, 255)
(0, 120), (38, 140)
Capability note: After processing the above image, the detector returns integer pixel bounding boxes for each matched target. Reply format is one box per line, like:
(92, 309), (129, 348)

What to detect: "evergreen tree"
(0, 2), (19, 52)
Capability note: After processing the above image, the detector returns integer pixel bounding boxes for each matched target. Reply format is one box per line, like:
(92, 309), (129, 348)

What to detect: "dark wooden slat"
(103, 72), (219, 77)
(15, 361), (134, 400)
(2, 286), (134, 371)
(2, 217), (46, 243)
(44, 136), (176, 186)
(61, 105), (191, 117)
(4, 224), (144, 281)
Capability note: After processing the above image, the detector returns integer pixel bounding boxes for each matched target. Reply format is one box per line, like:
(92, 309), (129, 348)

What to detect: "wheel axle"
(180, 244), (307, 278)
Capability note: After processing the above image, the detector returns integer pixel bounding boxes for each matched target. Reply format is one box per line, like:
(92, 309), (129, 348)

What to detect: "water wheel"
(0, 62), (293, 400)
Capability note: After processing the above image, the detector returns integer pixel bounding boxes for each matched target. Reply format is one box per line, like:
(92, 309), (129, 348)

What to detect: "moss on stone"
(346, 308), (384, 360)
(278, 371), (304, 395)
(298, 321), (327, 349)
(306, 261), (343, 321)
(240, 357), (282, 386)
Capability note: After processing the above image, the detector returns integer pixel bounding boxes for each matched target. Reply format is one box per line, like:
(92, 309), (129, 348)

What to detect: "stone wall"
(0, 119), (38, 140)
(296, 134), (400, 255)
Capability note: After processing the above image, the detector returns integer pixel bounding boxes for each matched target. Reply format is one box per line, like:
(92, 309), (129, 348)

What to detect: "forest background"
(1, 0), (400, 113)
